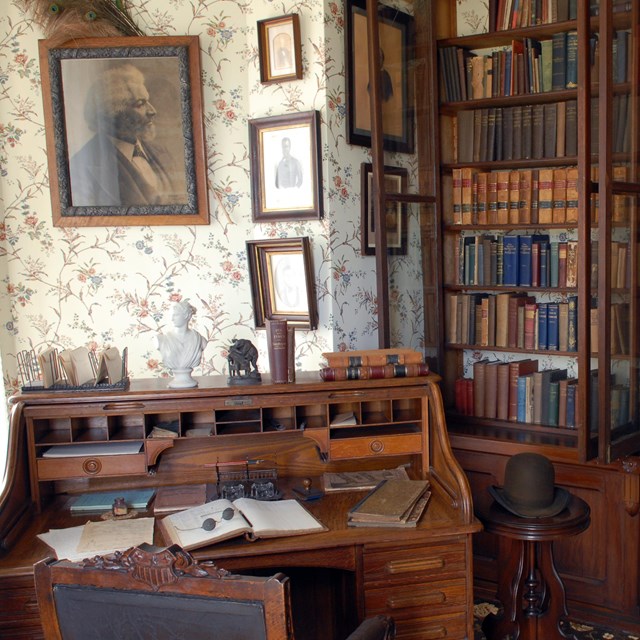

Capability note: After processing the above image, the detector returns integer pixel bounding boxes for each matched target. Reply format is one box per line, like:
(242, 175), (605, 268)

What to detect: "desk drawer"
(365, 576), (466, 615)
(364, 542), (467, 585)
(391, 610), (468, 640)
(330, 433), (421, 460)
(36, 453), (147, 480)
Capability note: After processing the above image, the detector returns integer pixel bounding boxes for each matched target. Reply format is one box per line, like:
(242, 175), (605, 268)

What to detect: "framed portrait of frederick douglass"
(248, 110), (323, 222)
(246, 237), (318, 329)
(38, 35), (208, 227)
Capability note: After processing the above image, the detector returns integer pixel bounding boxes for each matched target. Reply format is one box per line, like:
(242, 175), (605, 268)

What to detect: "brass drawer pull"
(82, 459), (102, 475)
(102, 402), (145, 411)
(386, 557), (445, 574)
(387, 591), (446, 609)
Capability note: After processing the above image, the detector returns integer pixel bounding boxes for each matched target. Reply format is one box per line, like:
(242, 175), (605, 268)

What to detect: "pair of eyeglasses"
(173, 507), (235, 532)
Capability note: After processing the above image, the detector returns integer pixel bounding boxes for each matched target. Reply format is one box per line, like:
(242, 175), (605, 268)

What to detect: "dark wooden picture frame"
(361, 163), (408, 256)
(257, 14), (302, 84)
(345, 0), (414, 153)
(246, 237), (318, 329)
(38, 35), (208, 227)
(248, 110), (323, 222)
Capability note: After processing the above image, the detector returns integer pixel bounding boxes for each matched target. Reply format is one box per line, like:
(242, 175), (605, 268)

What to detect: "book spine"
(518, 235), (533, 286)
(266, 319), (289, 384)
(319, 363), (430, 382)
(502, 235), (519, 286)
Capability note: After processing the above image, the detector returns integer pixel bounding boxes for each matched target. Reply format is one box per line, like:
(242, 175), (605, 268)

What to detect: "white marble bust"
(156, 300), (207, 388)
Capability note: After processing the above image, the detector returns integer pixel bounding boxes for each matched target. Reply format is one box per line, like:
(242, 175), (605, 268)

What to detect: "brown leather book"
(508, 359), (539, 422)
(266, 319), (289, 384)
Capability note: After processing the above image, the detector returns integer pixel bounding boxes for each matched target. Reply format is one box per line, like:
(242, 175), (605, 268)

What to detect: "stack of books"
(347, 479), (431, 528)
(320, 348), (429, 381)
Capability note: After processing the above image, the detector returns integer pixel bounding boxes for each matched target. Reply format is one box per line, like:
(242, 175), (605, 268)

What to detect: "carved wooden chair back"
(34, 544), (293, 640)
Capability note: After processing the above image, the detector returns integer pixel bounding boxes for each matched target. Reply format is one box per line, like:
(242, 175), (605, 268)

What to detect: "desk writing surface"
(0, 483), (478, 577)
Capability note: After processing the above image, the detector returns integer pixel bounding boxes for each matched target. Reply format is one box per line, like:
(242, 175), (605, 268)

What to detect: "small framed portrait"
(248, 110), (323, 222)
(38, 35), (208, 227)
(345, 0), (414, 153)
(257, 14), (302, 84)
(246, 237), (318, 329)
(361, 163), (408, 256)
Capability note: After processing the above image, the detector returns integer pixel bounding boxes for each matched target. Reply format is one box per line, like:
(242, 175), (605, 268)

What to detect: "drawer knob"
(83, 459), (102, 475)
(370, 440), (384, 453)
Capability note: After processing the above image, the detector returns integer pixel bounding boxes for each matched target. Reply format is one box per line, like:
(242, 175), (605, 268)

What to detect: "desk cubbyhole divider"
(33, 418), (71, 445)
(180, 411), (214, 436)
(71, 416), (108, 442)
(145, 412), (180, 437)
(361, 400), (392, 425)
(108, 414), (145, 441)
(263, 407), (295, 432)
(296, 404), (326, 429)
(393, 398), (422, 422)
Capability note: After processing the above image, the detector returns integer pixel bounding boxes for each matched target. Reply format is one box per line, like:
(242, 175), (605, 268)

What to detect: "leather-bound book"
(266, 319), (289, 384)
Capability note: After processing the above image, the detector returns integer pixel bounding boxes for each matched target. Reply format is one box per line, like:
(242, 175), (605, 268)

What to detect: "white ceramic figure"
(157, 300), (207, 388)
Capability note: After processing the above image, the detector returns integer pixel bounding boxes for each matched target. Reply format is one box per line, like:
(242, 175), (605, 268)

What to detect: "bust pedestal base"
(168, 368), (197, 388)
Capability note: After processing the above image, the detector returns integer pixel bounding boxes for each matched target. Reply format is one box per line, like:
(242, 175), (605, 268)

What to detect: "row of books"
(591, 304), (631, 356)
(439, 31), (579, 103)
(456, 234), (578, 289)
(489, 0), (579, 32)
(455, 102), (576, 164)
(451, 167), (578, 226)
(448, 292), (578, 352)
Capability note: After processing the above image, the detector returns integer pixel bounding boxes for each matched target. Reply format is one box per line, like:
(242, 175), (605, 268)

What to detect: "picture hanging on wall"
(38, 35), (209, 227)
(248, 110), (323, 222)
(345, 0), (414, 153)
(246, 237), (318, 329)
(360, 163), (408, 256)
(257, 14), (302, 84)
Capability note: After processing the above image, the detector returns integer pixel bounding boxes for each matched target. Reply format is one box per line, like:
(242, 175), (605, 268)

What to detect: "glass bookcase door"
(592, 0), (640, 462)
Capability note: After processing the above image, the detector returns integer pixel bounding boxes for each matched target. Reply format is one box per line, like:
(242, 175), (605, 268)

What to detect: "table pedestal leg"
(482, 539), (577, 640)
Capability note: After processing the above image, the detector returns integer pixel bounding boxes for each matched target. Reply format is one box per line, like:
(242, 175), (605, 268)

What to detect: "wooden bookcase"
(422, 0), (640, 629)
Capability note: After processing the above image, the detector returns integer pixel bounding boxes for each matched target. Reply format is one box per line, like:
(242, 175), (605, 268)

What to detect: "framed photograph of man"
(257, 14), (302, 84)
(38, 35), (208, 227)
(345, 0), (414, 153)
(361, 163), (408, 256)
(249, 110), (323, 222)
(246, 237), (318, 329)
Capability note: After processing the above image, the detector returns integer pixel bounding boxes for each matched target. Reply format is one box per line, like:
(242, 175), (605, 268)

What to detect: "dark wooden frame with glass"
(257, 14), (302, 84)
(345, 0), (414, 153)
(246, 237), (318, 329)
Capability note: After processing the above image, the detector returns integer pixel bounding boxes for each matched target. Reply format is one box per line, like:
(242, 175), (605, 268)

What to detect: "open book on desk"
(158, 498), (327, 551)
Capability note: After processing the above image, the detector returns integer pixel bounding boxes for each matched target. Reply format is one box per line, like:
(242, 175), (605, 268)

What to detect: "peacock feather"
(24, 0), (144, 47)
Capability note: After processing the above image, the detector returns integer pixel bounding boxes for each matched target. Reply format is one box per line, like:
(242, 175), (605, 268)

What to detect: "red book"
(524, 301), (537, 350)
(496, 362), (511, 421)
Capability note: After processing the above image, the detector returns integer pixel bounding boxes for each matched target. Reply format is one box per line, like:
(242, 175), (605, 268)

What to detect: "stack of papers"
(38, 518), (155, 562)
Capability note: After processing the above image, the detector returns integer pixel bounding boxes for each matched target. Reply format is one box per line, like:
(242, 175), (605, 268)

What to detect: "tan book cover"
(552, 168), (567, 223)
(508, 170), (520, 224)
(496, 171), (510, 224)
(566, 240), (578, 288)
(347, 479), (430, 523)
(565, 167), (578, 223)
(538, 168), (554, 224)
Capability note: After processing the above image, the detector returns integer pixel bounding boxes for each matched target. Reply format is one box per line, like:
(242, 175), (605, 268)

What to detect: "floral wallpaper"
(0, 0), (432, 399)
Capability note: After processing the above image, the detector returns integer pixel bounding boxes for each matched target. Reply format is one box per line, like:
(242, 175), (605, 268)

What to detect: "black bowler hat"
(489, 453), (570, 518)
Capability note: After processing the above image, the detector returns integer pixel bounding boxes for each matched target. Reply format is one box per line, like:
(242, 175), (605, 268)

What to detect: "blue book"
(517, 375), (528, 423)
(551, 32), (567, 91)
(518, 235), (533, 287)
(550, 241), (559, 287)
(566, 382), (577, 429)
(566, 31), (578, 89)
(502, 235), (519, 286)
(537, 302), (548, 349)
(548, 381), (560, 426)
(70, 488), (156, 513)
(547, 303), (559, 350)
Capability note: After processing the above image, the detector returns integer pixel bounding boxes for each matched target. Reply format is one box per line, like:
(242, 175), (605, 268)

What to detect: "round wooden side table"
(477, 494), (590, 640)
